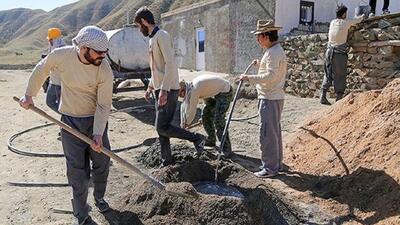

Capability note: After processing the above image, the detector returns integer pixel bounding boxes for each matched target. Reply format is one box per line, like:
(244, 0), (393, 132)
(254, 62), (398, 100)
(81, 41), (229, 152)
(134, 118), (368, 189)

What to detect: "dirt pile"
(117, 160), (312, 225)
(284, 78), (400, 223)
(137, 141), (216, 168)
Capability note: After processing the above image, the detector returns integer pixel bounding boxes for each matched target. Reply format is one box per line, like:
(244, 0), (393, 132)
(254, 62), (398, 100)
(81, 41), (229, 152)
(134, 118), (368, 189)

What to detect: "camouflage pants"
(202, 87), (233, 152)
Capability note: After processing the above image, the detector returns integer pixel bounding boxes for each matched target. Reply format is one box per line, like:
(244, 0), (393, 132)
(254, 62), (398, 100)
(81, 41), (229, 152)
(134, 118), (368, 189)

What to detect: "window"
(299, 1), (314, 25)
(197, 30), (205, 53)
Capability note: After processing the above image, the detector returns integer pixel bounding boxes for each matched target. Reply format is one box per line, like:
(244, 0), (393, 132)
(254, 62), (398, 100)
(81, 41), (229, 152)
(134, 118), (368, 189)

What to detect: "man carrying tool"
(179, 75), (233, 157)
(320, 5), (364, 105)
(42, 27), (66, 113)
(134, 7), (205, 166)
(237, 20), (287, 178)
(19, 26), (113, 225)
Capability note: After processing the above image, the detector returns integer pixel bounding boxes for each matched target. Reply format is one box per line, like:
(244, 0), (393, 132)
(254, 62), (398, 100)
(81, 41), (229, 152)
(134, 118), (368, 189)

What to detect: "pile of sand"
(284, 78), (400, 224)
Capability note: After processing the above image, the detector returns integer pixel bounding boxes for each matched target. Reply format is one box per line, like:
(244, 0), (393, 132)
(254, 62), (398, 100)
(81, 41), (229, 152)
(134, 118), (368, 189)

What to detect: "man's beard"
(84, 50), (104, 66)
(140, 25), (149, 37)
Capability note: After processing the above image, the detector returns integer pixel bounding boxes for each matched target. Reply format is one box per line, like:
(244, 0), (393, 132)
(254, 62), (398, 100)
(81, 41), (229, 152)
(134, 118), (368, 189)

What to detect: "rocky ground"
(1, 69), (398, 225)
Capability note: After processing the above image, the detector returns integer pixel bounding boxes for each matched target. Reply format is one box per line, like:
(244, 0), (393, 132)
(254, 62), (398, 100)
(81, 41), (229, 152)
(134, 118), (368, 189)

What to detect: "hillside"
(0, 0), (201, 65)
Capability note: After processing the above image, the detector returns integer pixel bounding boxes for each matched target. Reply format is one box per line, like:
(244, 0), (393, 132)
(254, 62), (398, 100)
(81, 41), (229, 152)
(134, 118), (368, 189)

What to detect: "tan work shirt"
(181, 75), (231, 126)
(328, 16), (363, 46)
(149, 28), (180, 91)
(248, 43), (287, 100)
(25, 46), (113, 135)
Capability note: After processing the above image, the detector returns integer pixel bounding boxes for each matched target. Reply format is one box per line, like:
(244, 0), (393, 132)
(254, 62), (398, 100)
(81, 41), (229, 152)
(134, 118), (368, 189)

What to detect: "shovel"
(214, 61), (255, 182)
(13, 96), (196, 198)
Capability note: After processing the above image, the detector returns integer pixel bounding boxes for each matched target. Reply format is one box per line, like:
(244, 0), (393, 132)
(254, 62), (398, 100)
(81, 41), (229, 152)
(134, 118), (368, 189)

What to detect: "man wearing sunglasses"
(19, 26), (113, 225)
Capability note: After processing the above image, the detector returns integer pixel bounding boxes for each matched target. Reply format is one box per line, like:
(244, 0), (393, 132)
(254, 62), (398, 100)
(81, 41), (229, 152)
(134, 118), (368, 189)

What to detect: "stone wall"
(283, 15), (400, 98)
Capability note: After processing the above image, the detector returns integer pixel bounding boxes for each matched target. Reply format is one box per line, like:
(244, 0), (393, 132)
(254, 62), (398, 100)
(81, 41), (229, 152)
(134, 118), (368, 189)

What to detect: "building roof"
(161, 0), (224, 18)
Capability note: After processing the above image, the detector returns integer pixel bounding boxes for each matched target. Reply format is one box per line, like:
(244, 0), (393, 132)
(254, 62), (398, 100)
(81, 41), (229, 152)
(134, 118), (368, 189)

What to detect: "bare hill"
(0, 0), (202, 65)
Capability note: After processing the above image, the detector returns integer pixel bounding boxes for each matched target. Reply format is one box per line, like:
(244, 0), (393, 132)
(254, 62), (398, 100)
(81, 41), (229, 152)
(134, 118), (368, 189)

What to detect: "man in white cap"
(19, 25), (113, 225)
(237, 20), (287, 178)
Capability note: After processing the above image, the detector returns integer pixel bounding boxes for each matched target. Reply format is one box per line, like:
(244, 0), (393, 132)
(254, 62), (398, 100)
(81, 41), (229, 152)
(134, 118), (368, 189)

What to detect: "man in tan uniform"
(134, 7), (205, 166)
(237, 20), (287, 178)
(179, 75), (233, 157)
(19, 26), (113, 225)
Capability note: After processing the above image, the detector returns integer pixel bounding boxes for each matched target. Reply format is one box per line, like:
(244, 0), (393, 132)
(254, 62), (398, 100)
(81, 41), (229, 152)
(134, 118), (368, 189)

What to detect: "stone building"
(161, 0), (275, 74)
(161, 0), (400, 80)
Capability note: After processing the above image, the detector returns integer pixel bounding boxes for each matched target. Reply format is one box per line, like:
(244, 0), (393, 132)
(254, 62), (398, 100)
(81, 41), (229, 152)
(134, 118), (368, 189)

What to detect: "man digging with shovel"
(237, 20), (287, 178)
(19, 26), (113, 225)
(179, 75), (234, 158)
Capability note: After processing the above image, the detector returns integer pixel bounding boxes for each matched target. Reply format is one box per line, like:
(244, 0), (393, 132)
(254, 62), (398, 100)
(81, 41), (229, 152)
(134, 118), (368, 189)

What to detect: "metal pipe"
(214, 62), (255, 183)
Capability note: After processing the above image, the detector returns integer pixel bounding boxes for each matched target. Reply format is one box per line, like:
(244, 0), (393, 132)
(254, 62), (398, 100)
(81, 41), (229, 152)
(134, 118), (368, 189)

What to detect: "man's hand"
(144, 87), (153, 102)
(252, 59), (260, 67)
(19, 95), (34, 109)
(235, 74), (250, 84)
(91, 135), (103, 153)
(158, 90), (168, 107)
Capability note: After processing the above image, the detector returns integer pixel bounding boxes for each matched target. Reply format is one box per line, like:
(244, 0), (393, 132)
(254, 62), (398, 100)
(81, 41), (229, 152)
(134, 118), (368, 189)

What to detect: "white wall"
(338, 0), (400, 17)
(275, 0), (300, 34)
(275, 0), (336, 34)
(275, 0), (400, 34)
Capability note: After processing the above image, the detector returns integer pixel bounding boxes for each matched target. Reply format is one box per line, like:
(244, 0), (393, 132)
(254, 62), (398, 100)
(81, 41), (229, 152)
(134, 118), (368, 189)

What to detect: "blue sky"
(0, 0), (79, 12)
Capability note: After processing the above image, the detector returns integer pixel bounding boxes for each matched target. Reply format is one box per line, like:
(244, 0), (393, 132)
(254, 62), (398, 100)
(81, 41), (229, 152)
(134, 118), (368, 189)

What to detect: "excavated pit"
(117, 142), (307, 225)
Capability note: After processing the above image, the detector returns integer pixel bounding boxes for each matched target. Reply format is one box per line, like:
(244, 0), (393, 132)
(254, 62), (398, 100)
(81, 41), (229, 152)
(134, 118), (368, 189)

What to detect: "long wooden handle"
(13, 96), (165, 190)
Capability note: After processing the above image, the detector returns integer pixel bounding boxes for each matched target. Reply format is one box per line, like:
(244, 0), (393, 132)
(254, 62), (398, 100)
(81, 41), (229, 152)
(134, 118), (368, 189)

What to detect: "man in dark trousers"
(134, 6), (205, 167)
(19, 26), (113, 225)
(369, 0), (390, 17)
(320, 5), (363, 105)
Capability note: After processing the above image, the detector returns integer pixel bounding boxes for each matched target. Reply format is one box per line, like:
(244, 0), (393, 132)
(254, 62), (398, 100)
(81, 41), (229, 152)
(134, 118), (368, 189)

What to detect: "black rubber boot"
(320, 89), (331, 105)
(336, 92), (344, 101)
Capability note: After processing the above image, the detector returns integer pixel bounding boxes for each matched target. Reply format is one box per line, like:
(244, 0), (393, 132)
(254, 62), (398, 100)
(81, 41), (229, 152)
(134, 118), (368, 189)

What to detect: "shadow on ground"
(231, 153), (400, 225)
(103, 208), (143, 225)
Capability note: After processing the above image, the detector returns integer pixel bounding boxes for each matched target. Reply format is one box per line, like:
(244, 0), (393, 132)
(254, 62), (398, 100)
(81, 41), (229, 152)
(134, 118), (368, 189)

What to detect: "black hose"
(231, 113), (259, 121)
(7, 182), (69, 187)
(230, 99), (260, 122)
(7, 123), (145, 158)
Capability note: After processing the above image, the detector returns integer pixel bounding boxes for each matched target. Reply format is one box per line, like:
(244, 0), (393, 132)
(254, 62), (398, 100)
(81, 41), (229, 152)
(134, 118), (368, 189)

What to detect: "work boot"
(94, 198), (110, 213)
(72, 215), (97, 225)
(221, 145), (233, 158)
(320, 89), (331, 105)
(193, 134), (206, 158)
(205, 137), (216, 147)
(222, 150), (234, 158)
(160, 159), (174, 168)
(336, 92), (344, 101)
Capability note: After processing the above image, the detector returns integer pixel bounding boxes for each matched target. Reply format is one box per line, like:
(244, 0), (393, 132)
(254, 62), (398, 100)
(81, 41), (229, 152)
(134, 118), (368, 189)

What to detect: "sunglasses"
(88, 47), (108, 55)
